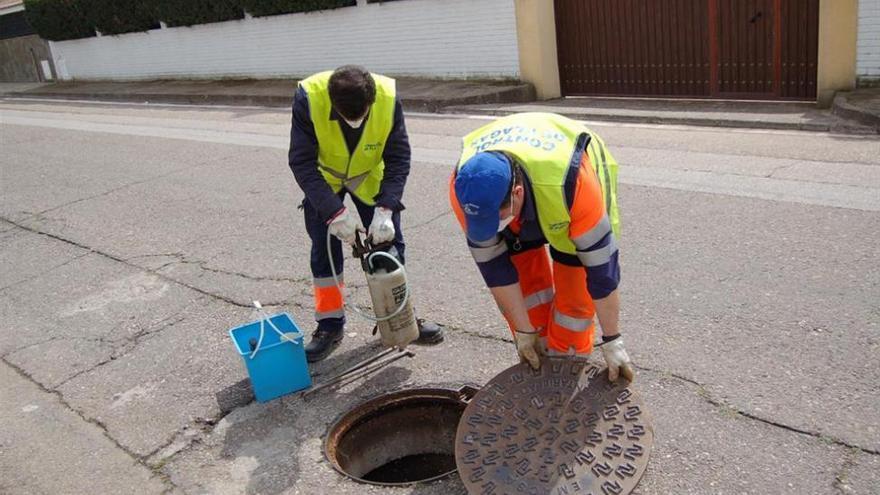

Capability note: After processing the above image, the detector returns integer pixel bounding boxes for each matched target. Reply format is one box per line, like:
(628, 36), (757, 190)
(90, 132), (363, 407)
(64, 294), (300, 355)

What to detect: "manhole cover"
(455, 358), (653, 495)
(325, 387), (476, 486)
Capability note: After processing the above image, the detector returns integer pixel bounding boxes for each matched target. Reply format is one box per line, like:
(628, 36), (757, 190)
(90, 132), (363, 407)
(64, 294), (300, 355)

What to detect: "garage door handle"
(750, 11), (763, 23)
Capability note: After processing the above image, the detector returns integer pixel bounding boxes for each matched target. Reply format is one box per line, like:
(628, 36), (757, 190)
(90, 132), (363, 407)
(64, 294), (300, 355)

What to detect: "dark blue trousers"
(302, 192), (405, 332)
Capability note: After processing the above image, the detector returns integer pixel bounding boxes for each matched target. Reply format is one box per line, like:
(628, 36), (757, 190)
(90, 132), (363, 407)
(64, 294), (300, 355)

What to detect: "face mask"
(497, 215), (514, 232)
(497, 197), (515, 232)
(343, 116), (365, 129)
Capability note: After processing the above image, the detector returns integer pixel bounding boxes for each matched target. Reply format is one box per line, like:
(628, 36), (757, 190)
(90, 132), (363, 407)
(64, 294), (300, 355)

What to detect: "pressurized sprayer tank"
(364, 256), (418, 348)
(327, 231), (418, 349)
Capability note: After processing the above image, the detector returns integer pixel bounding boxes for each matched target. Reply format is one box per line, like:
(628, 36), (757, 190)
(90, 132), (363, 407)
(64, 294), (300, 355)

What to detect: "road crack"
(52, 312), (189, 389)
(637, 364), (880, 456)
(13, 150), (254, 226)
(182, 261), (308, 284)
(446, 324), (513, 344)
(0, 217), (276, 308)
(407, 209), (453, 231)
(126, 251), (309, 285)
(1, 357), (179, 493)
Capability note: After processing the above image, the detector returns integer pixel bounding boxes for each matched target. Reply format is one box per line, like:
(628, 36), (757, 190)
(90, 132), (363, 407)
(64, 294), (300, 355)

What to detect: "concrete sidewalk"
(3, 79), (878, 133)
(445, 96), (880, 134)
(832, 87), (880, 132)
(0, 78), (536, 112)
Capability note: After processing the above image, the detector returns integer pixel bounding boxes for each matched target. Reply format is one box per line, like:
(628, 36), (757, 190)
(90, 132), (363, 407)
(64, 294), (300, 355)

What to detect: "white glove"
(328, 208), (364, 246)
(601, 337), (635, 382)
(515, 330), (545, 370)
(368, 207), (395, 244)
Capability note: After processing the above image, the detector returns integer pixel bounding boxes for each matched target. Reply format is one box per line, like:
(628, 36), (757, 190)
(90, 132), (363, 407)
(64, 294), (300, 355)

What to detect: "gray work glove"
(368, 206), (395, 244)
(601, 337), (635, 382)
(515, 330), (544, 370)
(328, 207), (364, 246)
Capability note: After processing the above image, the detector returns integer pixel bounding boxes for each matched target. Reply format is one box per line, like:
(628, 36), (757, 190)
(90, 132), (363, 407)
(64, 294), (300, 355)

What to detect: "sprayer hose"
(326, 229), (410, 323)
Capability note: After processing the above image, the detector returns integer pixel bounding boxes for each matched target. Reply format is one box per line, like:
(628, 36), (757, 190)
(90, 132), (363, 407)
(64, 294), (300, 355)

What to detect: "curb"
(6, 87), (876, 135)
(441, 106), (879, 134)
(832, 93), (880, 133)
(0, 83), (537, 112)
(402, 84), (536, 113)
(1, 91), (293, 107)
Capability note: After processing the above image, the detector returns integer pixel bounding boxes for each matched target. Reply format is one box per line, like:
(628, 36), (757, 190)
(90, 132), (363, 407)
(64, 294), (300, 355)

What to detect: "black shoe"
(305, 327), (344, 363)
(416, 319), (444, 344)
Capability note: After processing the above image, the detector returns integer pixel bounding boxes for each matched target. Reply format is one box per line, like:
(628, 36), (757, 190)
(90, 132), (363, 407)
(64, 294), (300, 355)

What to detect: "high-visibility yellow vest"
(457, 112), (620, 255)
(298, 71), (396, 205)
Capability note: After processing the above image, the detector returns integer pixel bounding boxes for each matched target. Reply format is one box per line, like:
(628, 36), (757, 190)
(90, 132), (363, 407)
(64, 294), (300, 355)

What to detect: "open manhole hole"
(325, 387), (476, 486)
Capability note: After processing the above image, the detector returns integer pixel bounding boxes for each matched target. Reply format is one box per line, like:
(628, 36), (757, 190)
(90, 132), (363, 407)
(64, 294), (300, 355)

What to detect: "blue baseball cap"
(454, 152), (512, 242)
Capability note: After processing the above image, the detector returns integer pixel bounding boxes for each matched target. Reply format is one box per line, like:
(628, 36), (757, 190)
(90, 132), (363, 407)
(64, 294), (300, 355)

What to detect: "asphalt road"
(1, 98), (878, 495)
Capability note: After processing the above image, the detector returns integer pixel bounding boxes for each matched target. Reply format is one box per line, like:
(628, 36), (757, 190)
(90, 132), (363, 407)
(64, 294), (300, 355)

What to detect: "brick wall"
(858, 0), (880, 80)
(48, 0), (520, 81)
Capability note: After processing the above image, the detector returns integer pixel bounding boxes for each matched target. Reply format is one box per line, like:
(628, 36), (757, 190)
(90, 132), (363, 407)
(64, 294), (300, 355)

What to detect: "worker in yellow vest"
(288, 66), (443, 362)
(449, 113), (634, 382)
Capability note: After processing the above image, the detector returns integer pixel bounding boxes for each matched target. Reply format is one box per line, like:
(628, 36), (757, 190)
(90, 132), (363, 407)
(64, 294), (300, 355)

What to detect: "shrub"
(85, 0), (159, 35)
(155, 0), (244, 28)
(23, 0), (95, 41)
(241, 0), (356, 18)
(23, 0), (357, 41)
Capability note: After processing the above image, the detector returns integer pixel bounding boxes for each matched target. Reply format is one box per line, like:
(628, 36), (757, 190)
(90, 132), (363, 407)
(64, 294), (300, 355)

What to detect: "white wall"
(48, 0), (520, 81)
(858, 0), (880, 78)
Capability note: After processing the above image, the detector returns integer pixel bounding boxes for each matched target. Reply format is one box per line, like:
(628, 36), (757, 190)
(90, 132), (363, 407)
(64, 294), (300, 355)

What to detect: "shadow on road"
(213, 344), (417, 494)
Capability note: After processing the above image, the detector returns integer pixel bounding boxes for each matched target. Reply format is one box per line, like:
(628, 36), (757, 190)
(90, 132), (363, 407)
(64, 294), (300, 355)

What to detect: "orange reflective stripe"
(501, 302), (551, 339)
(569, 155), (607, 242)
(546, 261), (595, 354)
(496, 248), (555, 337)
(448, 170), (467, 230)
(526, 303), (552, 335)
(314, 283), (344, 313)
(511, 248), (553, 298)
(552, 262), (594, 316)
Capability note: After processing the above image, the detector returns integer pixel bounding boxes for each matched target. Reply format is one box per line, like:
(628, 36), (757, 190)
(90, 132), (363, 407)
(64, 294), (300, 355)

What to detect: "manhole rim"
(323, 385), (479, 487)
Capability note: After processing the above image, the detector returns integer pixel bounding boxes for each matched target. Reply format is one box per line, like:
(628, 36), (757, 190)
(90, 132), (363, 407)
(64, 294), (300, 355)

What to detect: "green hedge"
(156, 0), (244, 28)
(24, 0), (358, 41)
(240, 0), (355, 18)
(86, 0), (159, 35)
(23, 0), (95, 41)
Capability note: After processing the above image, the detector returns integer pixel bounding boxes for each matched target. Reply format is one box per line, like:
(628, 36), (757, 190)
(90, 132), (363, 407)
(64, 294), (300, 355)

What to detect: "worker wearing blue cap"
(449, 112), (634, 382)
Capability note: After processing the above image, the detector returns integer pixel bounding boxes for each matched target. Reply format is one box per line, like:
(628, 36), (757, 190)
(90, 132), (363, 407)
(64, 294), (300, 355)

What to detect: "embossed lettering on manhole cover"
(455, 358), (653, 495)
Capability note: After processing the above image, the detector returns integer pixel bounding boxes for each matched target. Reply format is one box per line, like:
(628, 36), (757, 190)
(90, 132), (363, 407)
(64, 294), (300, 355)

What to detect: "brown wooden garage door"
(554, 0), (819, 99)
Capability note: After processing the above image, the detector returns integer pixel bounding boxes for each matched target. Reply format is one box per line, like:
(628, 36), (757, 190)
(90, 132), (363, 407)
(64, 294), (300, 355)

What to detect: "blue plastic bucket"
(229, 312), (311, 402)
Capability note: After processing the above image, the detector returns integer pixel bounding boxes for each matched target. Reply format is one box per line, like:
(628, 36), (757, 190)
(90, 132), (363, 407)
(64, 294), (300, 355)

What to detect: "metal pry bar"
(302, 348), (415, 399)
(328, 349), (415, 392)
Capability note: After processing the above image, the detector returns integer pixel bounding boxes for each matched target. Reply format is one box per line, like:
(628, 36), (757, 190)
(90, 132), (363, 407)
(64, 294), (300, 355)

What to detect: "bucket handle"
(248, 300), (303, 359)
